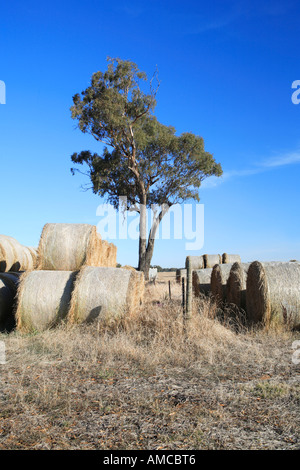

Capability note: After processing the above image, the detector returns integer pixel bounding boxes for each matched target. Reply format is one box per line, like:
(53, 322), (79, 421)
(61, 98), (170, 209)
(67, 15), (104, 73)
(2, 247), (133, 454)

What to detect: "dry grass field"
(0, 277), (299, 450)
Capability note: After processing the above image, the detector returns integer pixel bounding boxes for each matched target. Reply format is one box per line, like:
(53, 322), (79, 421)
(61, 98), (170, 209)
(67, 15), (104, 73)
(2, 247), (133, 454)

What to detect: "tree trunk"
(138, 199), (147, 274)
(138, 204), (169, 281)
(143, 237), (156, 280)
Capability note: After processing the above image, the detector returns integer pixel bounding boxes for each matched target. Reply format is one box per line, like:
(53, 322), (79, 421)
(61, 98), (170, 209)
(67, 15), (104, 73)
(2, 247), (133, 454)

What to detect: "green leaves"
(70, 57), (223, 209)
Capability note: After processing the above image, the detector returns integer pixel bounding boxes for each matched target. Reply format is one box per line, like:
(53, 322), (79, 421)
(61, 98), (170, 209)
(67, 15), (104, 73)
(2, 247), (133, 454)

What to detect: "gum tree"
(70, 57), (222, 279)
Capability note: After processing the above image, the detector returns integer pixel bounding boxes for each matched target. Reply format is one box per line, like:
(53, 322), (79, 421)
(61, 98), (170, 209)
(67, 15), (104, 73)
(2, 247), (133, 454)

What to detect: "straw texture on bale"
(97, 238), (117, 267)
(16, 270), (77, 332)
(185, 256), (204, 270)
(246, 261), (300, 328)
(121, 266), (145, 304)
(211, 263), (234, 304)
(68, 266), (142, 325)
(226, 262), (250, 311)
(121, 265), (137, 271)
(11, 245), (34, 272)
(0, 235), (37, 272)
(222, 253), (241, 265)
(192, 268), (213, 297)
(37, 223), (117, 271)
(0, 272), (21, 331)
(0, 235), (17, 272)
(27, 247), (38, 268)
(203, 254), (222, 268)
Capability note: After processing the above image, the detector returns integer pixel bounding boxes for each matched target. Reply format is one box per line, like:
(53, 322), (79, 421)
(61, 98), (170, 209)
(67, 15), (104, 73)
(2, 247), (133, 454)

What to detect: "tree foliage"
(70, 57), (223, 277)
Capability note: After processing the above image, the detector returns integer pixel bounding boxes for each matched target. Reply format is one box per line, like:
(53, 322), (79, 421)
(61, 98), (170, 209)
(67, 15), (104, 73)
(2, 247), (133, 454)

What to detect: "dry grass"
(0, 279), (299, 450)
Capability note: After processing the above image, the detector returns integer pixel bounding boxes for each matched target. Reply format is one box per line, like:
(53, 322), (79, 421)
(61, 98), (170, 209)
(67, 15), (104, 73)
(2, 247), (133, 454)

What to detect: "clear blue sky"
(1, 0), (300, 268)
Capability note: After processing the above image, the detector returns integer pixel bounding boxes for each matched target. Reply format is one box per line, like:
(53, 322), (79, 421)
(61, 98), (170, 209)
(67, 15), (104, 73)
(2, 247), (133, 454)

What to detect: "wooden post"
(186, 256), (192, 321)
(182, 277), (185, 315)
(168, 280), (171, 300)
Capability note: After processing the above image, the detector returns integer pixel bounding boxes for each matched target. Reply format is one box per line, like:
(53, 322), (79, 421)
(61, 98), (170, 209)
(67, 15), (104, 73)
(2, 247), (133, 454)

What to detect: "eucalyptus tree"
(70, 57), (222, 278)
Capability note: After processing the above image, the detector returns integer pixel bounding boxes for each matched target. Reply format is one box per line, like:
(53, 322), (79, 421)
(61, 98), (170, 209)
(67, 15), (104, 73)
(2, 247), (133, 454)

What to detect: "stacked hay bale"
(0, 235), (38, 272)
(15, 223), (143, 332)
(226, 262), (250, 311)
(211, 263), (234, 304)
(222, 253), (241, 264)
(246, 261), (300, 329)
(16, 270), (77, 332)
(68, 266), (142, 325)
(121, 265), (145, 304)
(192, 268), (213, 297)
(203, 254), (222, 268)
(185, 256), (205, 270)
(37, 223), (117, 270)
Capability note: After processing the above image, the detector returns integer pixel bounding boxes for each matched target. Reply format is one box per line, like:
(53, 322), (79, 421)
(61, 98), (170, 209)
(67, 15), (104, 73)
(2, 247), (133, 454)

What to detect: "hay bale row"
(15, 266), (144, 333)
(185, 253), (241, 272)
(246, 261), (300, 329)
(191, 259), (300, 329)
(0, 235), (38, 272)
(37, 223), (117, 271)
(223, 261), (300, 329)
(187, 253), (240, 297)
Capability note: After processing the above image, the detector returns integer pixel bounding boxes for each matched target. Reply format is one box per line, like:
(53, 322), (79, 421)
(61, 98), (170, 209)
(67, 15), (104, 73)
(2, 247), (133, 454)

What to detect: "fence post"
(186, 256), (192, 321)
(182, 277), (185, 315)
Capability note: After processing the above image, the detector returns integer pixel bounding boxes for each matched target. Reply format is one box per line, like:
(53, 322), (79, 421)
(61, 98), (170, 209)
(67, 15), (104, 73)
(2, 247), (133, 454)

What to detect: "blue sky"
(1, 0), (300, 268)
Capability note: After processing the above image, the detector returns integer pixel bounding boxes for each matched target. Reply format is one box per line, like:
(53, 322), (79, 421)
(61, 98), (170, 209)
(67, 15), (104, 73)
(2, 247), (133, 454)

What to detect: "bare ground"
(0, 279), (299, 450)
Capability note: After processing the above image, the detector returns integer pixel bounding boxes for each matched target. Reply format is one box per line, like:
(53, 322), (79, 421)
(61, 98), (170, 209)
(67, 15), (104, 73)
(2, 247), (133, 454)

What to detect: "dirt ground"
(0, 280), (299, 450)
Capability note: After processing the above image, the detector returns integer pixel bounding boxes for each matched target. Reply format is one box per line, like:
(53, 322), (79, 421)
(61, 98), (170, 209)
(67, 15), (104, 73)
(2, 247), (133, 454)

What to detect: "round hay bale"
(246, 261), (300, 328)
(185, 256), (204, 270)
(37, 223), (105, 271)
(0, 235), (18, 272)
(211, 263), (234, 304)
(16, 270), (77, 332)
(0, 235), (37, 272)
(222, 253), (241, 264)
(226, 262), (250, 310)
(68, 266), (141, 325)
(203, 254), (222, 268)
(192, 268), (213, 297)
(0, 272), (21, 331)
(120, 266), (144, 304)
(16, 245), (35, 271)
(176, 268), (186, 284)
